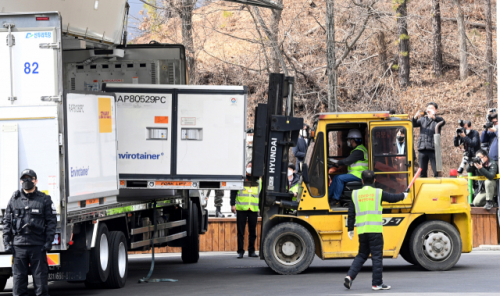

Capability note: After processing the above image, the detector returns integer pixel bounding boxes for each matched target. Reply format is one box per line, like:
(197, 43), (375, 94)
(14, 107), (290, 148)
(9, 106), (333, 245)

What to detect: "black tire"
(399, 240), (418, 266)
(0, 275), (8, 292)
(104, 231), (128, 289)
(85, 223), (111, 285)
(409, 220), (462, 271)
(263, 222), (316, 275)
(182, 202), (200, 264)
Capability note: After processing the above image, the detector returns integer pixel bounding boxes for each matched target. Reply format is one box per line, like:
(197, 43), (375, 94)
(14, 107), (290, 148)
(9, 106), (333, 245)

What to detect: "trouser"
(473, 179), (497, 207)
(207, 190), (224, 207)
(236, 210), (258, 254)
(13, 245), (48, 296)
(418, 149), (437, 177)
(328, 174), (361, 201)
(295, 158), (304, 172)
(347, 233), (384, 286)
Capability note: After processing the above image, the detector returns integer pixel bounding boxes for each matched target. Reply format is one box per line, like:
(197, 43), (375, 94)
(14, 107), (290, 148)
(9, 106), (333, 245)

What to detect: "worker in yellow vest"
(344, 170), (407, 291)
(328, 129), (369, 207)
(231, 163), (261, 259)
(287, 163), (300, 201)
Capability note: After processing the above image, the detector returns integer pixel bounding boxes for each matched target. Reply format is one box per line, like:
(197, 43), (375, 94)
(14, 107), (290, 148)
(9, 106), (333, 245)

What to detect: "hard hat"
(347, 129), (362, 139)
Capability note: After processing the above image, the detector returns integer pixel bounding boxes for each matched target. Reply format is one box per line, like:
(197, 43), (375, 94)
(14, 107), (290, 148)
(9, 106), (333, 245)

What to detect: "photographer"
(480, 113), (498, 162)
(472, 149), (498, 210)
(454, 120), (480, 173)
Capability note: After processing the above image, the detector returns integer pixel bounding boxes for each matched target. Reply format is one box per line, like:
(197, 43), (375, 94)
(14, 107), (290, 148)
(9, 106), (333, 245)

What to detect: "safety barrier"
(471, 207), (500, 248)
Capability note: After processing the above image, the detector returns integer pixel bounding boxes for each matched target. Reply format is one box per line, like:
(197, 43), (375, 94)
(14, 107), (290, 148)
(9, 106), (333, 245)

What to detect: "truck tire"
(105, 231), (128, 289)
(399, 240), (417, 266)
(409, 220), (462, 271)
(182, 202), (200, 264)
(263, 222), (315, 275)
(0, 275), (8, 292)
(85, 223), (111, 286)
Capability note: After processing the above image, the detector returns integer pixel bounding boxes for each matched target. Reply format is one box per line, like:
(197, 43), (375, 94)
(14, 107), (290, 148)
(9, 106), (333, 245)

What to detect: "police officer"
(3, 169), (57, 296)
(343, 170), (407, 291)
(230, 163), (260, 259)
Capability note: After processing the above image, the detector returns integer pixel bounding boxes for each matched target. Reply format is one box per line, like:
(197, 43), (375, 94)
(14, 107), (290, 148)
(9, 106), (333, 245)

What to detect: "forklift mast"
(251, 73), (303, 258)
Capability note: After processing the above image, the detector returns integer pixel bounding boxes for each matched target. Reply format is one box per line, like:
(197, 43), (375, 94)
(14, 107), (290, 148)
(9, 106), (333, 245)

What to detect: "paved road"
(3, 251), (500, 295)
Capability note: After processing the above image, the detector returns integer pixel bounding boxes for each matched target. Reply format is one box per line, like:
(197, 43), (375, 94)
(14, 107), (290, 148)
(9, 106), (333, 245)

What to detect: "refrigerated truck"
(0, 6), (246, 290)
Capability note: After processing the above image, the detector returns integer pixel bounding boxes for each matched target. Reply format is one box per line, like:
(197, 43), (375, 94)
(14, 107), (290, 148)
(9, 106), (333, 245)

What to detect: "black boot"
(248, 251), (258, 258)
(237, 252), (244, 259)
(216, 206), (225, 218)
(484, 200), (494, 210)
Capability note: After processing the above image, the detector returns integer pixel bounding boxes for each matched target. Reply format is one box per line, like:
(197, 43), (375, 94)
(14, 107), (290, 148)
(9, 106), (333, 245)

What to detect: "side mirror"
(301, 163), (310, 184)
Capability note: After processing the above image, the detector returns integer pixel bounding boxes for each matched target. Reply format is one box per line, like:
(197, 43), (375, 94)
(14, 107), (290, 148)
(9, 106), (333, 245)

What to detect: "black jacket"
(338, 149), (364, 166)
(412, 115), (446, 151)
(3, 189), (57, 247)
(292, 137), (308, 161)
(347, 186), (405, 231)
(475, 160), (498, 181)
(453, 129), (480, 156)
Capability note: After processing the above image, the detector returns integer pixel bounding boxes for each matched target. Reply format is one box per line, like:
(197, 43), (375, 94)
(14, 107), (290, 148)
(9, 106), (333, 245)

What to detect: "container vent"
(71, 78), (76, 91)
(151, 63), (157, 84)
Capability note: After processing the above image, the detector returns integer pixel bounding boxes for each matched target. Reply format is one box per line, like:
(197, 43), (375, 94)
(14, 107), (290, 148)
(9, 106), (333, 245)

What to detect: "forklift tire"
(182, 202), (200, 264)
(85, 223), (111, 285)
(0, 275), (7, 292)
(409, 220), (462, 271)
(399, 240), (418, 266)
(105, 231), (128, 289)
(263, 222), (315, 275)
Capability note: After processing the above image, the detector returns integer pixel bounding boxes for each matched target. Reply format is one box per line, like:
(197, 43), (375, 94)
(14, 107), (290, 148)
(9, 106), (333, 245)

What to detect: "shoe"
(484, 201), (494, 210)
(372, 284), (391, 290)
(216, 206), (225, 218)
(237, 252), (244, 259)
(344, 276), (352, 289)
(248, 252), (258, 258)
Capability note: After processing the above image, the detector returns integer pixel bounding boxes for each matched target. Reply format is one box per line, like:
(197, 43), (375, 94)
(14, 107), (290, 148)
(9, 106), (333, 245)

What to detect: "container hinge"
(4, 23), (15, 47)
(4, 23), (16, 104)
(59, 133), (63, 146)
(39, 42), (60, 49)
(41, 95), (61, 102)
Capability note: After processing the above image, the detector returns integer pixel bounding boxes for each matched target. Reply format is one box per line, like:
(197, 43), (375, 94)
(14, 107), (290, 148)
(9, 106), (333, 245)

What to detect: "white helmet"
(347, 129), (362, 139)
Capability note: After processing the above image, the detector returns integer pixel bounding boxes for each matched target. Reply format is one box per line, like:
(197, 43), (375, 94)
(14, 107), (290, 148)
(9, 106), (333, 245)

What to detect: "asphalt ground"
(2, 250), (499, 296)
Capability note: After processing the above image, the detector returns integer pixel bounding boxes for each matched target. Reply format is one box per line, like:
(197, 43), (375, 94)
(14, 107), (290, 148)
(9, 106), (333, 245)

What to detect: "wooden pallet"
(471, 207), (499, 248)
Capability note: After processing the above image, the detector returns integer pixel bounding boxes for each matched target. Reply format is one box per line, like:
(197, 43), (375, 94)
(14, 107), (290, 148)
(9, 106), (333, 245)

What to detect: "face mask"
(300, 130), (308, 138)
(246, 167), (252, 175)
(466, 129), (470, 135)
(397, 136), (404, 142)
(347, 140), (352, 148)
(22, 179), (35, 191)
(288, 170), (293, 177)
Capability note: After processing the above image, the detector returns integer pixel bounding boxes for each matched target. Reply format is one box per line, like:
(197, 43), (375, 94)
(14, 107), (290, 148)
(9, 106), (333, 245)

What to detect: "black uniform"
(346, 187), (404, 286)
(3, 188), (57, 296)
(412, 115), (446, 177)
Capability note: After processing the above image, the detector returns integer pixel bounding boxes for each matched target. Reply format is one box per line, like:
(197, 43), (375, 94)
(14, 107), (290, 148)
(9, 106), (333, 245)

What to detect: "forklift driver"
(328, 129), (368, 207)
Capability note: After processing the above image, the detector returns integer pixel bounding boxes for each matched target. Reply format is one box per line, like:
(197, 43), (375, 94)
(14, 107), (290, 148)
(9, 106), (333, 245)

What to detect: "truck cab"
(260, 111), (473, 275)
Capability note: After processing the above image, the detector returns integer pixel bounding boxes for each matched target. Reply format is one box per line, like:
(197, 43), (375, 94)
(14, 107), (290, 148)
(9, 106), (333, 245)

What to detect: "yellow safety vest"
(235, 180), (261, 212)
(347, 144), (369, 179)
(352, 186), (383, 234)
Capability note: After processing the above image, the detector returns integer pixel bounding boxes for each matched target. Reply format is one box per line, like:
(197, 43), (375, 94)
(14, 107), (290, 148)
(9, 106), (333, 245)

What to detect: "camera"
(484, 122), (494, 129)
(456, 119), (469, 135)
(470, 157), (482, 164)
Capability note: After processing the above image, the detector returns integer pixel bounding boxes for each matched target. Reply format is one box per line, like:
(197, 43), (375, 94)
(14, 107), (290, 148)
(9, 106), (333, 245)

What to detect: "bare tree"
(396, 0), (410, 87)
(270, 0), (283, 73)
(375, 31), (387, 75)
(181, 0), (196, 83)
(453, 0), (468, 80)
(431, 0), (443, 77)
(485, 0), (494, 105)
(326, 0), (336, 111)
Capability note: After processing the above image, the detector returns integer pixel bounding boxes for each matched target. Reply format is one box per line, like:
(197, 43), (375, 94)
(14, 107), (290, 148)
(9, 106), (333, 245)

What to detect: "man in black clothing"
(412, 102), (446, 177)
(344, 170), (407, 291)
(454, 121), (480, 174)
(472, 149), (498, 210)
(292, 124), (309, 172)
(3, 169), (57, 296)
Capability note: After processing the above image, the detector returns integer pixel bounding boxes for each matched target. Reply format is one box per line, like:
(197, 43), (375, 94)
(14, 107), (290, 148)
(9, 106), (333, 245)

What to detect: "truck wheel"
(0, 275), (8, 292)
(263, 222), (315, 275)
(182, 202), (200, 264)
(399, 240), (417, 266)
(85, 223), (111, 286)
(105, 231), (128, 289)
(409, 220), (462, 271)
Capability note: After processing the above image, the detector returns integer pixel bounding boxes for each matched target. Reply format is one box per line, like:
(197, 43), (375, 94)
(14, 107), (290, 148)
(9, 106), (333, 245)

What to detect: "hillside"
(136, 0), (497, 175)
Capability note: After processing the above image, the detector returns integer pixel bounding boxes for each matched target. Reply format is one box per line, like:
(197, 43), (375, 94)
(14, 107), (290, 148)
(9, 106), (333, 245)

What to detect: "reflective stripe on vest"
(352, 187), (383, 234)
(347, 144), (369, 179)
(235, 180), (261, 212)
(290, 183), (299, 201)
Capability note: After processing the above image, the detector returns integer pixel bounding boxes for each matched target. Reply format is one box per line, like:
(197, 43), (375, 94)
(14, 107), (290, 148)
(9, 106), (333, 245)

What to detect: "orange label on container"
(155, 116), (169, 124)
(221, 182), (227, 187)
(155, 181), (192, 186)
(98, 97), (112, 133)
(47, 254), (60, 266)
(86, 198), (99, 205)
(120, 180), (125, 186)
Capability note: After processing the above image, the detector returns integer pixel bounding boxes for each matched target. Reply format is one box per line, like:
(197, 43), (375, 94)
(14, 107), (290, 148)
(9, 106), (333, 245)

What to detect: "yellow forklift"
(251, 75), (472, 275)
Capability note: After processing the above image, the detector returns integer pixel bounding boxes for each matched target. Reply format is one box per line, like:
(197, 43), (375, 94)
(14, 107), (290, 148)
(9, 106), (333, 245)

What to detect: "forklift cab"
(303, 112), (414, 212)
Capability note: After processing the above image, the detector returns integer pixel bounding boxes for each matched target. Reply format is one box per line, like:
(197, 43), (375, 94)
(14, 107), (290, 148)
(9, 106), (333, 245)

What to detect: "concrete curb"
(473, 245), (500, 251)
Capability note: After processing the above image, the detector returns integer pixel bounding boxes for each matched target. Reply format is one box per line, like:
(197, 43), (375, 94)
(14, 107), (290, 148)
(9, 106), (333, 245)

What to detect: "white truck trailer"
(0, 1), (246, 290)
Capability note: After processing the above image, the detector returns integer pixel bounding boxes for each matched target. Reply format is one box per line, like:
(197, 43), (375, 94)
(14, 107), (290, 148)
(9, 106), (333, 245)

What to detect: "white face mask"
(246, 167), (252, 175)
(466, 129), (470, 135)
(300, 130), (308, 138)
(347, 140), (352, 148)
(288, 169), (293, 177)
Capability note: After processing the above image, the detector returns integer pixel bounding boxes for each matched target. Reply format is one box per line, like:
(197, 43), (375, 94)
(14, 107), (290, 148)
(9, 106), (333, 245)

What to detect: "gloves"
(41, 242), (52, 252)
(330, 159), (339, 164)
(4, 245), (13, 254)
(348, 231), (354, 240)
(403, 192), (409, 199)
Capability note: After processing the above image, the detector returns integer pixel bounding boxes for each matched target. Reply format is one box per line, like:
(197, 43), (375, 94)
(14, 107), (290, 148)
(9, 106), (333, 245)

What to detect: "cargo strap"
(138, 200), (178, 284)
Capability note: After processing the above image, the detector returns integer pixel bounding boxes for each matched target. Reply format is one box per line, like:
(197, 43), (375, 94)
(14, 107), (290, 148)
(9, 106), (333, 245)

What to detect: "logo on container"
(118, 152), (164, 160)
(71, 167), (90, 177)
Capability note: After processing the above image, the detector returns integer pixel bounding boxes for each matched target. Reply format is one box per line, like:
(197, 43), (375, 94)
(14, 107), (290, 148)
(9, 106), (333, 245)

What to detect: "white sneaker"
(372, 284), (391, 290)
(344, 276), (352, 289)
